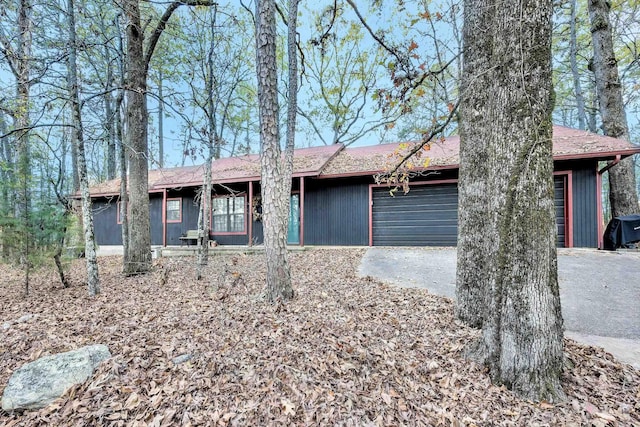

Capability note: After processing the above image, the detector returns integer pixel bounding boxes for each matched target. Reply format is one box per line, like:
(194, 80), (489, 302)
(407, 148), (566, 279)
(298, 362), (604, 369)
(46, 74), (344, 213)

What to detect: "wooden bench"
(179, 230), (200, 246)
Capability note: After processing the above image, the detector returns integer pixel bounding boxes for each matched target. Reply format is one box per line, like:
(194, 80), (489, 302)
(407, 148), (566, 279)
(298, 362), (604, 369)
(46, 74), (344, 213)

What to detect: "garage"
(371, 183), (458, 246)
(371, 177), (568, 247)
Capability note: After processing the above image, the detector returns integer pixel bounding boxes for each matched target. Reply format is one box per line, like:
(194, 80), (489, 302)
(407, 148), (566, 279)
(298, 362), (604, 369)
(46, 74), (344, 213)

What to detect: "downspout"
(597, 154), (621, 175)
(595, 156), (621, 249)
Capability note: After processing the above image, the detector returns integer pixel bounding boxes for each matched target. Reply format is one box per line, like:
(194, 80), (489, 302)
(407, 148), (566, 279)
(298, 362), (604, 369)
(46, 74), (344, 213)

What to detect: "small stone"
(172, 354), (193, 365)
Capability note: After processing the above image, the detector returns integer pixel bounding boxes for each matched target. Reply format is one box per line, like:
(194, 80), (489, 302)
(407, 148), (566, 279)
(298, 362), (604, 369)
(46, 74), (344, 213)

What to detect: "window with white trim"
(166, 198), (182, 222)
(212, 195), (245, 233)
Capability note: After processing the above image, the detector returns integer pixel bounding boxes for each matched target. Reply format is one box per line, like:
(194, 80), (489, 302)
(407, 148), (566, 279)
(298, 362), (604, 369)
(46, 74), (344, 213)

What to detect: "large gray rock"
(1, 344), (111, 411)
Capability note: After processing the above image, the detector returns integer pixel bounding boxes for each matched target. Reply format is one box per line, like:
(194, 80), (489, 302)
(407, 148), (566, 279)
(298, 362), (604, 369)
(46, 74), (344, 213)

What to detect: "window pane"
(211, 195), (245, 232)
(166, 199), (181, 221)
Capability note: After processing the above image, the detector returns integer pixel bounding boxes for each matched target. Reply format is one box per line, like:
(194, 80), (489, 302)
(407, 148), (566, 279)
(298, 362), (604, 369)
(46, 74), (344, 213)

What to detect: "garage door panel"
(372, 179), (567, 247)
(372, 183), (458, 246)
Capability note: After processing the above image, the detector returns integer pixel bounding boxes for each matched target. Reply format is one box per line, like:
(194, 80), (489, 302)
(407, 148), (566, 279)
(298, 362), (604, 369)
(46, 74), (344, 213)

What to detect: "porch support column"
(300, 176), (305, 247)
(162, 188), (167, 247)
(248, 181), (253, 246)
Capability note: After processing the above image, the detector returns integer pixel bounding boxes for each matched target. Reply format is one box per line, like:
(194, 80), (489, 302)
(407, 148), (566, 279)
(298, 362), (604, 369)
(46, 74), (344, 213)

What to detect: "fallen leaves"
(0, 249), (638, 426)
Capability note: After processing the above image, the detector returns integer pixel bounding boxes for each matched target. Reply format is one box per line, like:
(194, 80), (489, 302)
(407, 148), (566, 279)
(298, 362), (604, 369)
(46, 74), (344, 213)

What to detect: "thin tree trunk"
(15, 0), (33, 295)
(67, 0), (100, 296)
(588, 0), (639, 217)
(570, 0), (587, 130)
(197, 7), (218, 281)
(255, 0), (293, 302)
(456, 0), (564, 401)
(53, 224), (70, 288)
(115, 15), (129, 260)
(123, 0), (152, 275)
(104, 33), (116, 180)
(158, 68), (164, 168)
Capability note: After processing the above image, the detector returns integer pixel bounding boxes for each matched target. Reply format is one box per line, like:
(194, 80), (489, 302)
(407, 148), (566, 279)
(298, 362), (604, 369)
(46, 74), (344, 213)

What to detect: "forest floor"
(0, 249), (639, 426)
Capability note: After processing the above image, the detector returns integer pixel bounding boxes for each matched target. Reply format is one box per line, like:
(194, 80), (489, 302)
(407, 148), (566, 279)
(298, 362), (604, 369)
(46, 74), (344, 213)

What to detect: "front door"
(287, 194), (300, 244)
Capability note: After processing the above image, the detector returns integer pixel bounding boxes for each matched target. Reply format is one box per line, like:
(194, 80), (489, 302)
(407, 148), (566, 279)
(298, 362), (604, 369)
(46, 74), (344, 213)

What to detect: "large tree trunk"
(456, 0), (564, 401)
(123, 0), (152, 275)
(255, 0), (294, 302)
(66, 0), (100, 296)
(588, 0), (639, 217)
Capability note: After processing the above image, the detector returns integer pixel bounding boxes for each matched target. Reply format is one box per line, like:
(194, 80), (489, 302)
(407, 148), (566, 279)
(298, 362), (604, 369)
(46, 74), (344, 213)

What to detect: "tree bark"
(569, 0), (587, 131)
(588, 0), (639, 217)
(14, 0), (33, 295)
(255, 0), (294, 302)
(456, 0), (564, 401)
(157, 68), (164, 169)
(66, 0), (100, 296)
(115, 14), (129, 261)
(123, 0), (152, 275)
(103, 24), (116, 181)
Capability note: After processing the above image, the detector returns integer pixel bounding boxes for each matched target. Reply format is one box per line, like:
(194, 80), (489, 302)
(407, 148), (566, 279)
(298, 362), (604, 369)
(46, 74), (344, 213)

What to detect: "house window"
(212, 195), (245, 233)
(166, 198), (182, 223)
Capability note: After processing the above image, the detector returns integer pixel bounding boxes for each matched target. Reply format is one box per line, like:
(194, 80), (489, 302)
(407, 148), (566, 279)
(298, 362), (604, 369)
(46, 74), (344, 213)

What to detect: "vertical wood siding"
(150, 195), (163, 245)
(304, 179), (369, 245)
(572, 166), (598, 247)
(372, 183), (458, 246)
(92, 198), (121, 245)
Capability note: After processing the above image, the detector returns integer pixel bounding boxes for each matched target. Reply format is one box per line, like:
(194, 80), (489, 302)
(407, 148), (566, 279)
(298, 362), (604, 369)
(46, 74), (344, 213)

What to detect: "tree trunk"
(588, 0), (639, 217)
(115, 15), (129, 260)
(569, 0), (587, 131)
(67, 0), (100, 296)
(158, 68), (164, 168)
(456, 0), (564, 401)
(196, 8), (219, 281)
(255, 0), (294, 302)
(104, 30), (116, 181)
(123, 0), (152, 275)
(15, 0), (33, 295)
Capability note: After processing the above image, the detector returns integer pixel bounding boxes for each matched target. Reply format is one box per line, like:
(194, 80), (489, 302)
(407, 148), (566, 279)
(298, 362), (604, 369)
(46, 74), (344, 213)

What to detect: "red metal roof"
(88, 126), (639, 196)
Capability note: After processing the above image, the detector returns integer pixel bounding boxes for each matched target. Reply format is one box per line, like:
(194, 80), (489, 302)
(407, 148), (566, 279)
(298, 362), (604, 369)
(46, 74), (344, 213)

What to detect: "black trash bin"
(603, 214), (640, 250)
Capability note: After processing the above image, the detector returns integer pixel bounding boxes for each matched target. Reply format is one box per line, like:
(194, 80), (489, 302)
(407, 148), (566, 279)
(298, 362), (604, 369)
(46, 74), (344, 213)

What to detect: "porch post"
(248, 181), (253, 246)
(162, 188), (167, 247)
(300, 176), (304, 246)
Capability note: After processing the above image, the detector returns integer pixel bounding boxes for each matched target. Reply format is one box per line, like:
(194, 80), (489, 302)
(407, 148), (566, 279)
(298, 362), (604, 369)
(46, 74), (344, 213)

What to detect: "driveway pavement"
(359, 247), (640, 369)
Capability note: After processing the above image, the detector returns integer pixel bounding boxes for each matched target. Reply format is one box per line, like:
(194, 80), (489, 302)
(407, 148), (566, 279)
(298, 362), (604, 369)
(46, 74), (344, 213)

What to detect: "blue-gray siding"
(372, 183), (458, 246)
(93, 198), (120, 245)
(91, 161), (601, 248)
(571, 166), (598, 247)
(303, 180), (369, 245)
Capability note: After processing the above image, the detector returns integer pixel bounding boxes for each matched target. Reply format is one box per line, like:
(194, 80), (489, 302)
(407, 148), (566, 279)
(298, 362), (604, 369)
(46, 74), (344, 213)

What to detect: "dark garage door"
(372, 183), (458, 246)
(372, 178), (567, 247)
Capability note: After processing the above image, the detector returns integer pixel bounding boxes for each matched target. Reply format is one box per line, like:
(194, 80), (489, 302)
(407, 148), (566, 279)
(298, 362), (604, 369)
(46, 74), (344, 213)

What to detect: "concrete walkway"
(359, 247), (640, 369)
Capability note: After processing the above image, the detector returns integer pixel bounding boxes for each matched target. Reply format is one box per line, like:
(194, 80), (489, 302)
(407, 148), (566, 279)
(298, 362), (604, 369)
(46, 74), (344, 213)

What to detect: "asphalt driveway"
(359, 247), (640, 369)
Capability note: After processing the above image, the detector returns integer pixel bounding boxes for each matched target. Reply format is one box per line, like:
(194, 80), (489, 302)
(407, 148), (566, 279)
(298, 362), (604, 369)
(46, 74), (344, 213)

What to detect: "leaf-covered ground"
(1, 249), (638, 426)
